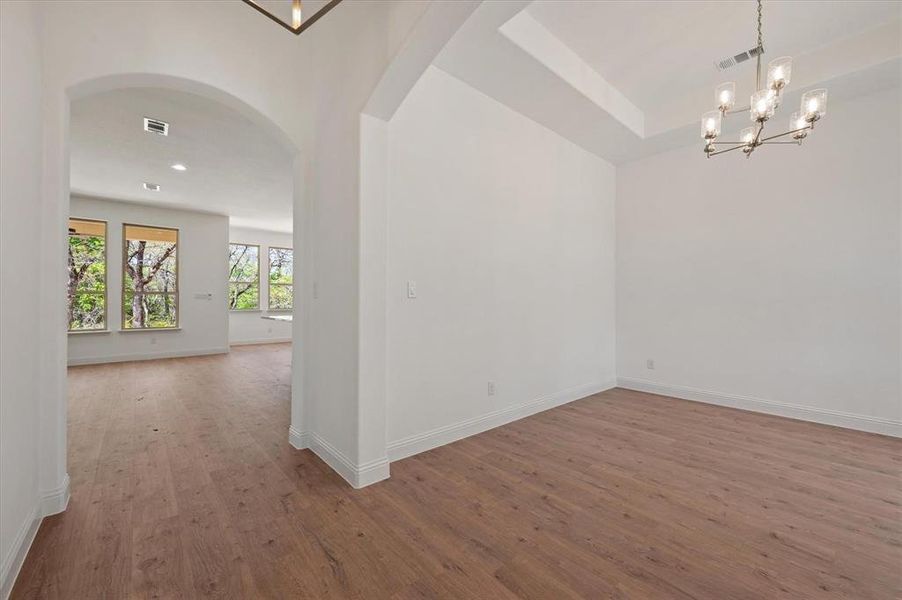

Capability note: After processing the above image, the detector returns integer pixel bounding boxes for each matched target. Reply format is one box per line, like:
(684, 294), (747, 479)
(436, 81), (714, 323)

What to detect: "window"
(268, 247), (293, 310)
(228, 243), (260, 310)
(67, 218), (107, 331)
(123, 224), (178, 329)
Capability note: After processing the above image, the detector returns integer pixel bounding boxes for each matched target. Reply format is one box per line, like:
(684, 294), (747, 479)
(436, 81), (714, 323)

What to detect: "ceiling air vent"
(143, 182), (161, 192)
(714, 45), (764, 71)
(143, 117), (169, 136)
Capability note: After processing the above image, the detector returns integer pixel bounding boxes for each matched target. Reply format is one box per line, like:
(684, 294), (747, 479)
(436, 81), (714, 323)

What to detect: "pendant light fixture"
(242, 0), (343, 36)
(701, 0), (827, 158)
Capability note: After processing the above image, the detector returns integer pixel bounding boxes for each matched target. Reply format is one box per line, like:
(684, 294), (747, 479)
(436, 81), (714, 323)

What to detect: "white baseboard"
(229, 338), (291, 347)
(287, 426), (390, 489)
(288, 425), (308, 450)
(0, 507), (39, 600)
(355, 456), (391, 488)
(387, 379), (617, 462)
(1, 474), (71, 600)
(68, 347), (229, 366)
(40, 474), (70, 516)
(617, 377), (902, 438)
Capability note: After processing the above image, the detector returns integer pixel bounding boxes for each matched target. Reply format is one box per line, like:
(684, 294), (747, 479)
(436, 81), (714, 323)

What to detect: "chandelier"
(242, 0), (343, 35)
(701, 0), (827, 158)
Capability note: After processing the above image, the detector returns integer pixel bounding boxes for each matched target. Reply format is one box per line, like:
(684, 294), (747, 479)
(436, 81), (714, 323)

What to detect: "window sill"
(119, 327), (182, 333)
(266, 309), (293, 314)
(68, 329), (111, 336)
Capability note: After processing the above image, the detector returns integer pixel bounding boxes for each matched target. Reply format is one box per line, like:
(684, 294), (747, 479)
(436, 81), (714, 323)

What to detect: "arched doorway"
(40, 72), (310, 513)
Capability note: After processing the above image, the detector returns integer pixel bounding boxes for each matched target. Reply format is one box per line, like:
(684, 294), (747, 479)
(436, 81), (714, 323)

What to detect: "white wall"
(0, 2), (46, 596)
(68, 196), (229, 365)
(385, 67), (617, 458)
(616, 87), (901, 436)
(228, 226), (293, 345)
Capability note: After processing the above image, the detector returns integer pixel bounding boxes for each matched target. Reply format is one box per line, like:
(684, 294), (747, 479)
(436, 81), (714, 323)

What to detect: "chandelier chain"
(757, 0), (763, 51)
(755, 0), (764, 90)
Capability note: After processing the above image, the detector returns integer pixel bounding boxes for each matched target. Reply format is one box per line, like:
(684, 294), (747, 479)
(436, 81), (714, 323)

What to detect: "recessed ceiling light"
(143, 182), (161, 191)
(170, 163), (187, 171)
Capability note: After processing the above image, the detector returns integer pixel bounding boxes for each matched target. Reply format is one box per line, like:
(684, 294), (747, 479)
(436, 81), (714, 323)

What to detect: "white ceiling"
(70, 87), (293, 232)
(435, 0), (902, 164)
(527, 1), (900, 114)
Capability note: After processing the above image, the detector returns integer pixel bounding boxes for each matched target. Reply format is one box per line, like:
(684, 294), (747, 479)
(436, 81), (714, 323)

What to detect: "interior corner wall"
(616, 87), (902, 435)
(67, 195), (229, 365)
(228, 226), (293, 346)
(288, 0), (430, 478)
(384, 66), (617, 459)
(0, 1), (45, 596)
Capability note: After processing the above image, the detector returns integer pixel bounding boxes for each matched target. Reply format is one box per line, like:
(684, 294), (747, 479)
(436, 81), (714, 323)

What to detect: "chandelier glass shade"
(715, 82), (736, 111)
(701, 0), (828, 158)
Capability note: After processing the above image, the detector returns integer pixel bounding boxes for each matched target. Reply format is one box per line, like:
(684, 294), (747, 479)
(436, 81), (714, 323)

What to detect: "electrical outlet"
(407, 280), (417, 299)
(313, 282), (319, 300)
(487, 381), (496, 396)
(646, 359), (655, 370)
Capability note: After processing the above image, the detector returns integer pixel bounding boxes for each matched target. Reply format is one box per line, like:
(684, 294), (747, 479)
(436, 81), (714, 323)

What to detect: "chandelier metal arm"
(759, 125), (811, 142)
(242, 0), (343, 35)
(705, 123), (812, 157)
(751, 121), (764, 145)
(705, 143), (750, 158)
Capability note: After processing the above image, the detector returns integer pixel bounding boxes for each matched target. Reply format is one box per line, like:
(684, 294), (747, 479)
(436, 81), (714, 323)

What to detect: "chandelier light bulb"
(715, 82), (736, 111)
(740, 127), (755, 145)
(767, 56), (793, 90)
(801, 89), (828, 122)
(700, 110), (722, 139)
(750, 89), (775, 122)
(291, 0), (302, 28)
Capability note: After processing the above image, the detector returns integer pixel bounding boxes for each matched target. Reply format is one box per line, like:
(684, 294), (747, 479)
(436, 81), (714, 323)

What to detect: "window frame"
(67, 217), (109, 333)
(267, 246), (293, 312)
(228, 242), (261, 311)
(121, 222), (180, 331)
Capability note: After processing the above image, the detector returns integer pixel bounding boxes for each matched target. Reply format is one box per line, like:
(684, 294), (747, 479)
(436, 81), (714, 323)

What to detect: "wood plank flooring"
(12, 343), (901, 598)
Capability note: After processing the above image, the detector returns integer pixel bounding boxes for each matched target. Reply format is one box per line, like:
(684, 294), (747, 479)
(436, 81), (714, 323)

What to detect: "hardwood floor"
(12, 343), (901, 598)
